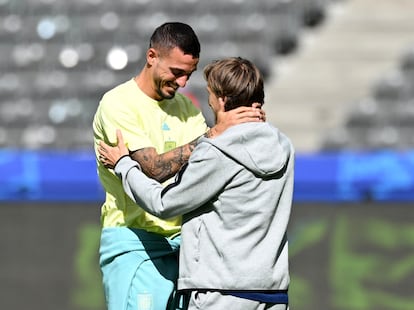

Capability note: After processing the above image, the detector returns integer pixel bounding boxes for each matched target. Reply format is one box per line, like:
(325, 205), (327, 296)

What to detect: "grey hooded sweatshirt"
(114, 122), (295, 292)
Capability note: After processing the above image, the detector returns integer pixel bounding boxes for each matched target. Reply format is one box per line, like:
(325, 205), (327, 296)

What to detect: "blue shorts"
(99, 227), (181, 310)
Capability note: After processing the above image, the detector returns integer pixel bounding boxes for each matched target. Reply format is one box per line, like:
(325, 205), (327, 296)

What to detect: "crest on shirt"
(162, 122), (170, 131)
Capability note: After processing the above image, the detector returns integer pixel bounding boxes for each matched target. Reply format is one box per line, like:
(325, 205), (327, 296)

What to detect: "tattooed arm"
(99, 105), (266, 182)
(100, 128), (208, 183)
(130, 138), (198, 183)
(130, 103), (264, 182)
(99, 129), (198, 183)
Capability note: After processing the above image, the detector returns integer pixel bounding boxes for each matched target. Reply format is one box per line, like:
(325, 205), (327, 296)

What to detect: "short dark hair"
(204, 57), (265, 111)
(150, 22), (200, 59)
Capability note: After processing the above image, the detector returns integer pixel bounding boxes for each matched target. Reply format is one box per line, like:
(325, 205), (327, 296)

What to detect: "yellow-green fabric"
(93, 78), (208, 236)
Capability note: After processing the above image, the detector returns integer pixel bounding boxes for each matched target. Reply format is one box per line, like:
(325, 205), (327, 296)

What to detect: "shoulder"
(102, 79), (134, 98)
(190, 140), (223, 163)
(99, 79), (147, 115)
(161, 93), (205, 124)
(173, 92), (201, 112)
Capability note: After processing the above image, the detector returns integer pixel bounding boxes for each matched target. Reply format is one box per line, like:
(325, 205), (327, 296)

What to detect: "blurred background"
(1, 0), (414, 309)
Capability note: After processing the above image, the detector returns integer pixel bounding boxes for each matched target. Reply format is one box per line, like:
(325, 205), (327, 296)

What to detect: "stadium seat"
(0, 0), (332, 149)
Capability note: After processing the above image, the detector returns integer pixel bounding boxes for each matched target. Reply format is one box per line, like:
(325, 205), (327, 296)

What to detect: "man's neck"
(134, 71), (159, 100)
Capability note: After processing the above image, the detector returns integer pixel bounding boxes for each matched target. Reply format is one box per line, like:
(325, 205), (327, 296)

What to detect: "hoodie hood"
(201, 122), (292, 177)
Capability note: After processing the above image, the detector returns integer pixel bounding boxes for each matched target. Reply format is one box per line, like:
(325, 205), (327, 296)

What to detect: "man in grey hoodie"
(98, 57), (294, 310)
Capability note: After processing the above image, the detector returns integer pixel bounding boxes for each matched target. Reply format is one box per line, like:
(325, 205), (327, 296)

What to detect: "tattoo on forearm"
(154, 156), (174, 182)
(141, 153), (150, 163)
(172, 146), (186, 166)
(132, 141), (197, 183)
(188, 139), (197, 152)
(154, 145), (189, 182)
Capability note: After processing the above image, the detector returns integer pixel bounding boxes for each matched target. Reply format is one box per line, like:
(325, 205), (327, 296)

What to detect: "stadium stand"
(3, 4), (414, 310)
(265, 0), (414, 152)
(322, 43), (414, 150)
(0, 0), (335, 150)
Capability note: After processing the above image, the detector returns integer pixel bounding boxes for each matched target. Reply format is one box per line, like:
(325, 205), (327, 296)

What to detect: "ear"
(218, 97), (227, 112)
(147, 48), (157, 65)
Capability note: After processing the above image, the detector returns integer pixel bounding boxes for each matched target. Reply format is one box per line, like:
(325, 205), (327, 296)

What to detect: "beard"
(155, 78), (178, 100)
(157, 87), (176, 100)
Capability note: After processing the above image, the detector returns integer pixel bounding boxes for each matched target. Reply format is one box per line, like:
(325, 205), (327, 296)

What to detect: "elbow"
(135, 197), (175, 220)
(155, 208), (177, 220)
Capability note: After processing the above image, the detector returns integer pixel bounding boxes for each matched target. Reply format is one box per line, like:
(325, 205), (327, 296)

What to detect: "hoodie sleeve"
(114, 142), (233, 219)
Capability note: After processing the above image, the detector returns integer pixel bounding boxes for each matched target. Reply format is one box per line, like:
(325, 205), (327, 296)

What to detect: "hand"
(98, 129), (129, 169)
(211, 102), (266, 137)
(251, 102), (266, 121)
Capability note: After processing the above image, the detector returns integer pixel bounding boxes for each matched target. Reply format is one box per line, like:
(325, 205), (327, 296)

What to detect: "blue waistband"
(226, 291), (288, 304)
